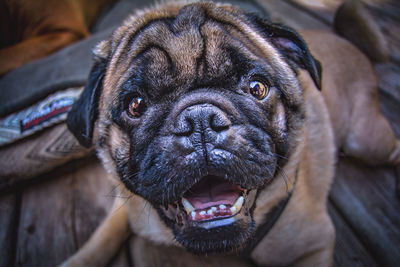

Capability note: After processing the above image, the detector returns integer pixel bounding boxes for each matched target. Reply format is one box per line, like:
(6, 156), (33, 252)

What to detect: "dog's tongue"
(184, 175), (241, 210)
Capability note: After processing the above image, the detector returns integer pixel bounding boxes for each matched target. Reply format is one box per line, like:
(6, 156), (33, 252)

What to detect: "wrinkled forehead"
(101, 2), (293, 101)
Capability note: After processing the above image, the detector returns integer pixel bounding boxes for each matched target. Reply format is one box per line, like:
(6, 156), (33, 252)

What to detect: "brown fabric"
(0, 123), (90, 191)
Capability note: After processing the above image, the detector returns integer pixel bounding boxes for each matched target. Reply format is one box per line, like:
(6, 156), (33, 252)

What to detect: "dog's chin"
(156, 175), (258, 254)
(175, 218), (255, 254)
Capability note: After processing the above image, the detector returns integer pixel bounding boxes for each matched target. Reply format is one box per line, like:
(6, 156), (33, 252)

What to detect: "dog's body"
(63, 1), (400, 266)
(0, 0), (113, 76)
(302, 30), (400, 166)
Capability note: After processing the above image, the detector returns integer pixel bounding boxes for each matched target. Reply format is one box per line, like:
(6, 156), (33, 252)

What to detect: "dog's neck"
(241, 166), (299, 256)
(253, 122), (305, 225)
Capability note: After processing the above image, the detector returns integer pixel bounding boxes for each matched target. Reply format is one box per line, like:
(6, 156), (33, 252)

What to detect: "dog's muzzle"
(166, 103), (253, 225)
(127, 91), (278, 253)
(171, 104), (250, 224)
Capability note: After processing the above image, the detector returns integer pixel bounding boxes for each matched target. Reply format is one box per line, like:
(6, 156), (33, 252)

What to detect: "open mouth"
(181, 175), (246, 222)
(160, 175), (256, 230)
(157, 174), (258, 254)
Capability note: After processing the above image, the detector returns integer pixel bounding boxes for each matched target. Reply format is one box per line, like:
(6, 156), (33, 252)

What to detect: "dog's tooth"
(219, 204), (226, 210)
(191, 211), (196, 220)
(199, 211), (206, 216)
(207, 209), (214, 215)
(211, 207), (217, 211)
(234, 196), (244, 209)
(182, 197), (194, 213)
(230, 206), (237, 212)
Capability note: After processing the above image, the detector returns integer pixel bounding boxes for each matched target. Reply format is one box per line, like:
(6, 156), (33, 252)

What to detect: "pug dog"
(63, 1), (400, 266)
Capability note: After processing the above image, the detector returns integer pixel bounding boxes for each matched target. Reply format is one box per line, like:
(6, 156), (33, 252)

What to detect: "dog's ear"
(246, 14), (322, 90)
(67, 40), (109, 148)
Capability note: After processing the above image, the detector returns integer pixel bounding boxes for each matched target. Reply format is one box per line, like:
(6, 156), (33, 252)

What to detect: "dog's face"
(68, 2), (321, 255)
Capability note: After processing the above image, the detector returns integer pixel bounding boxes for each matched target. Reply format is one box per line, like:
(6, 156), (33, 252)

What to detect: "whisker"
(276, 166), (289, 193)
(106, 194), (132, 199)
(122, 171), (139, 181)
(105, 183), (120, 197)
(145, 201), (152, 224)
(111, 195), (133, 215)
(105, 183), (133, 199)
(273, 153), (288, 160)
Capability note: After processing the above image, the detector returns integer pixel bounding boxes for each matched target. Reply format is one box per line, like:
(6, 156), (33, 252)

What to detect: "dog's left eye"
(249, 80), (269, 100)
(128, 97), (146, 117)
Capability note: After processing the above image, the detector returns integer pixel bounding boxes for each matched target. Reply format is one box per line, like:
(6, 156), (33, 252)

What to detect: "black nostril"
(173, 116), (194, 136)
(172, 104), (231, 136)
(209, 113), (231, 132)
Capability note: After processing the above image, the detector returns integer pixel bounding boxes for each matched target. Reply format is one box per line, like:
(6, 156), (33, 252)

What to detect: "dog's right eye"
(128, 97), (146, 118)
(249, 80), (269, 100)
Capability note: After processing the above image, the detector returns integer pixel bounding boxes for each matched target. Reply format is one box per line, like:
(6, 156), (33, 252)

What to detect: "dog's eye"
(249, 81), (269, 100)
(128, 97), (146, 117)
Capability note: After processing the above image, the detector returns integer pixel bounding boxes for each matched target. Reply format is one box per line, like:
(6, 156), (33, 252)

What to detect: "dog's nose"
(173, 104), (231, 136)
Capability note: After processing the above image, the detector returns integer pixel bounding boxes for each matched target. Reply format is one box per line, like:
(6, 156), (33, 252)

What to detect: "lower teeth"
(184, 196), (245, 221)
